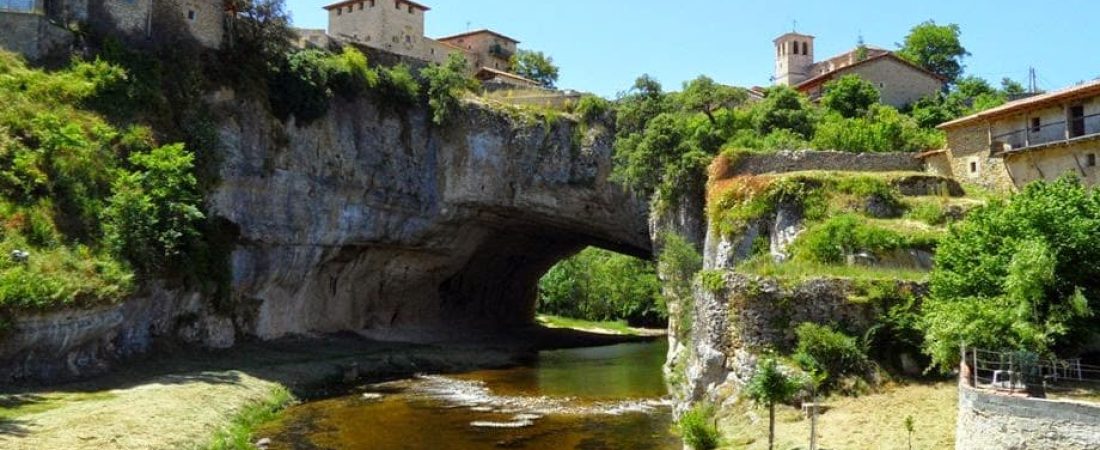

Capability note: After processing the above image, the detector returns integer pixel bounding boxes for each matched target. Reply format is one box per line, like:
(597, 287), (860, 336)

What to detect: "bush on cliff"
(792, 322), (871, 390)
(922, 176), (1098, 370)
(0, 51), (203, 313)
(421, 53), (478, 125)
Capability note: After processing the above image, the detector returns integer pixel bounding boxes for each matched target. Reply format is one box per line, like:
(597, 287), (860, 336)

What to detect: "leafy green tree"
(421, 52), (478, 125)
(897, 20), (970, 84)
(510, 49), (560, 88)
(103, 144), (204, 274)
(680, 75), (747, 124)
(537, 247), (664, 325)
(922, 176), (1098, 370)
(753, 86), (815, 139)
(1001, 78), (1027, 97)
(746, 358), (803, 450)
(614, 74), (671, 137)
(820, 75), (880, 119)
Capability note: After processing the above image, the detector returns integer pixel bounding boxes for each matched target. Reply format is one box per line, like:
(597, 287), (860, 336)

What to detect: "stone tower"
(773, 32), (815, 86)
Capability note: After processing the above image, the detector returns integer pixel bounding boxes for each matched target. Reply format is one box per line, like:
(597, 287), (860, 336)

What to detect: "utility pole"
(1029, 67), (1038, 94)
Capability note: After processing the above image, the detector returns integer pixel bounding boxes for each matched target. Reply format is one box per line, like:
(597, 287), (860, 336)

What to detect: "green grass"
(536, 314), (640, 335)
(737, 257), (930, 283)
(0, 391), (118, 420)
(203, 386), (295, 450)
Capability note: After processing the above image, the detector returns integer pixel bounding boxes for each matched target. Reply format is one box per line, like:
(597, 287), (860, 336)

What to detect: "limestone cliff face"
(211, 95), (649, 339)
(0, 94), (649, 382)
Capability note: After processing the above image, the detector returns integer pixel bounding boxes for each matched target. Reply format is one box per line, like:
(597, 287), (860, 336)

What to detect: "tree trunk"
(769, 402), (776, 450)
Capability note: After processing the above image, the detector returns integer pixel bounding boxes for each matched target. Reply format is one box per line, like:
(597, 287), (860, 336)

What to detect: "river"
(257, 340), (680, 449)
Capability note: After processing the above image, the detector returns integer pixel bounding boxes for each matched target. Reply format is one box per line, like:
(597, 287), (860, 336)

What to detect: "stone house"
(933, 79), (1100, 190)
(772, 32), (946, 108)
(0, 0), (225, 59)
(436, 29), (517, 72)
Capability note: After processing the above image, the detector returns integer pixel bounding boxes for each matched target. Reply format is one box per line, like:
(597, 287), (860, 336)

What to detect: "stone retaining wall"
(724, 150), (924, 177)
(956, 384), (1100, 450)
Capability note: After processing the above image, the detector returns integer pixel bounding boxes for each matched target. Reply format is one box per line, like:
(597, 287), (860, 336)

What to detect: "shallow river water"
(259, 340), (680, 449)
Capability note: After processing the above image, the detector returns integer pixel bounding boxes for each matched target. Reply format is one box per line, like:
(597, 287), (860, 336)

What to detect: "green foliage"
(678, 403), (721, 450)
(267, 47), (380, 123)
(923, 176), (1098, 370)
(791, 214), (938, 264)
(753, 86), (815, 139)
(896, 20), (969, 84)
(509, 49), (560, 88)
(205, 386), (294, 450)
(792, 323), (871, 389)
(812, 105), (945, 153)
(537, 247), (664, 326)
(420, 53), (477, 125)
(103, 144), (204, 275)
(821, 75), (880, 119)
(376, 64), (421, 107)
(575, 94), (612, 123)
(680, 75), (747, 124)
(698, 270), (726, 294)
(745, 357), (803, 450)
(658, 233), (703, 338)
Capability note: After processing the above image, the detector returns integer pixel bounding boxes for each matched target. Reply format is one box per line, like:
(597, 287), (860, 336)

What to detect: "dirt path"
(1, 328), (652, 450)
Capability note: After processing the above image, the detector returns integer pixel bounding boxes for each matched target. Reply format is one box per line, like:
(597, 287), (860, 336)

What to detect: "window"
(1089, 154), (1097, 167)
(801, 41), (808, 55)
(406, 35), (412, 43)
(359, 2), (363, 10)
(970, 161), (978, 174)
(347, 6), (352, 13)
(336, 8), (341, 15)
(408, 5), (413, 13)
(369, 0), (375, 6)
(187, 9), (195, 20)
(395, 1), (400, 8)
(1030, 117), (1041, 134)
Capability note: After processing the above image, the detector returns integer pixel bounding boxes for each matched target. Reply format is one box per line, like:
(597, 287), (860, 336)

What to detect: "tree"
(753, 86), (815, 139)
(680, 75), (747, 124)
(820, 75), (880, 119)
(897, 21), (970, 84)
(922, 176), (1098, 370)
(904, 416), (915, 450)
(746, 358), (803, 450)
(103, 144), (204, 274)
(510, 49), (560, 88)
(421, 53), (478, 125)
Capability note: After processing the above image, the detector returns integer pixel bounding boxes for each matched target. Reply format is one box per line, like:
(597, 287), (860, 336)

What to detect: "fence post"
(972, 347), (979, 387)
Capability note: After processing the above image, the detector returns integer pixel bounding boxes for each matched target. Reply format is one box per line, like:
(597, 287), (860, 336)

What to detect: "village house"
(772, 32), (945, 108)
(323, 0), (539, 88)
(929, 79), (1100, 191)
(0, 0), (224, 59)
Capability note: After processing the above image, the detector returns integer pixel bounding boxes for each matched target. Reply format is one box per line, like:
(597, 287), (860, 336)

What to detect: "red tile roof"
(437, 29), (520, 44)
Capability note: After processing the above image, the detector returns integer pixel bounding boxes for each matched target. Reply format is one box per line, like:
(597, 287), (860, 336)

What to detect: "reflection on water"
(259, 341), (680, 450)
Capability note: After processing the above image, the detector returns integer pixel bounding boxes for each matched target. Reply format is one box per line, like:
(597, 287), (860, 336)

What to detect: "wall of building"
(1004, 141), (1100, 186)
(97, 0), (151, 34)
(440, 32), (515, 71)
(945, 123), (1016, 191)
(805, 57), (942, 108)
(922, 152), (955, 178)
(956, 384), (1100, 450)
(174, 0), (222, 48)
(327, 0), (425, 60)
(0, 11), (72, 60)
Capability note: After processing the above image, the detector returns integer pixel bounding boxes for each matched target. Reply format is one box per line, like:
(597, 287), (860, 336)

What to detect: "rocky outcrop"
(0, 93), (650, 382)
(210, 96), (649, 339)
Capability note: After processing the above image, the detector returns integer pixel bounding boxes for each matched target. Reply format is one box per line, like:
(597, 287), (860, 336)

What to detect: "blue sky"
(286, 0), (1100, 97)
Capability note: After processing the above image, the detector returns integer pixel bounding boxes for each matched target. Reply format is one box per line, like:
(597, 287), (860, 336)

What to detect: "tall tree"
(897, 21), (970, 84)
(510, 49), (560, 88)
(820, 74), (881, 118)
(746, 358), (803, 450)
(680, 75), (747, 124)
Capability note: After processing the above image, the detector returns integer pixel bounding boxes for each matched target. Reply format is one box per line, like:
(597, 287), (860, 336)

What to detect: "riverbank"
(536, 314), (668, 336)
(0, 328), (659, 450)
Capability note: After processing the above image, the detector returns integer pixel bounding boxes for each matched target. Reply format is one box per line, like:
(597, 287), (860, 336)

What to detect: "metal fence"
(966, 347), (1100, 396)
(0, 0), (37, 13)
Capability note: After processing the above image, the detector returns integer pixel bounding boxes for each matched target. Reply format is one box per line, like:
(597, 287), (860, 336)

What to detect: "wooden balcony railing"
(990, 113), (1100, 155)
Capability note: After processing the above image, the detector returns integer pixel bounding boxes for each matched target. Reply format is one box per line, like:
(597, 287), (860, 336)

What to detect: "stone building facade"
(938, 79), (1100, 190)
(0, 0), (224, 60)
(437, 29), (517, 72)
(772, 32), (946, 108)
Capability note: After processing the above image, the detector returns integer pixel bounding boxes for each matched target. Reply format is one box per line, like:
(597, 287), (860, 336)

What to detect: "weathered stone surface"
(720, 150), (923, 177)
(956, 384), (1100, 450)
(210, 96), (650, 339)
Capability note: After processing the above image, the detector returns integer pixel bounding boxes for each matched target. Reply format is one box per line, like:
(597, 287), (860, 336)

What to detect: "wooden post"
(972, 347), (979, 387)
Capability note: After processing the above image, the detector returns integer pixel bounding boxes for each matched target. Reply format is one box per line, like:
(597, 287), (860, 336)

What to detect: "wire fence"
(965, 347), (1100, 397)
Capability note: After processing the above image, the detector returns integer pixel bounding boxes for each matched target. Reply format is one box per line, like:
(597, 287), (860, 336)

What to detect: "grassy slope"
(721, 381), (957, 450)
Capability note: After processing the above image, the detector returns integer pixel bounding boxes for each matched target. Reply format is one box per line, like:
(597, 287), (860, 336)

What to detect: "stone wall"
(0, 12), (71, 60)
(722, 150), (923, 177)
(944, 123), (1017, 191)
(956, 384), (1100, 450)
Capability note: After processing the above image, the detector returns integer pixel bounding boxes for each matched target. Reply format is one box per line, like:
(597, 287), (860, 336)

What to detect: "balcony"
(0, 0), (39, 13)
(488, 43), (513, 60)
(990, 113), (1100, 155)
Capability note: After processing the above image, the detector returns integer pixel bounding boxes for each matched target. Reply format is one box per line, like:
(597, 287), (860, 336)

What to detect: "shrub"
(328, 47), (379, 97)
(420, 53), (477, 125)
(103, 144), (204, 274)
(791, 214), (920, 264)
(267, 49), (337, 123)
(792, 323), (870, 387)
(821, 74), (880, 119)
(575, 94), (612, 123)
(698, 270), (726, 294)
(376, 64), (421, 107)
(678, 403), (720, 450)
